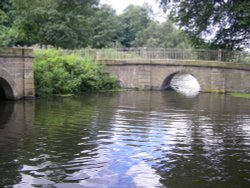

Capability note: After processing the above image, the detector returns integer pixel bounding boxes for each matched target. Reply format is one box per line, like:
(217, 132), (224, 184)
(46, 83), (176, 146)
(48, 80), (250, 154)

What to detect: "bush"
(34, 49), (119, 96)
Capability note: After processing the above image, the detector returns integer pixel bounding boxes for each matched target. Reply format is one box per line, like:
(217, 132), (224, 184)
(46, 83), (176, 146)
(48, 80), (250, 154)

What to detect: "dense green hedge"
(34, 49), (119, 96)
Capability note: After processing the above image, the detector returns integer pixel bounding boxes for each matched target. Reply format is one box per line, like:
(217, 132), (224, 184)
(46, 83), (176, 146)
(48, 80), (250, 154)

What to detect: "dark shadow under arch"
(161, 72), (179, 90)
(0, 77), (15, 100)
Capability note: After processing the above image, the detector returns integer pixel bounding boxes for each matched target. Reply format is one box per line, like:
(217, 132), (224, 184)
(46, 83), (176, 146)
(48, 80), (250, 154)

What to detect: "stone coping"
(0, 48), (33, 57)
(100, 59), (250, 71)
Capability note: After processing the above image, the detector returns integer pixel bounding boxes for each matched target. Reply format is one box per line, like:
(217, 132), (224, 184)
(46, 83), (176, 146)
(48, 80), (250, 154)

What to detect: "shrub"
(34, 49), (119, 96)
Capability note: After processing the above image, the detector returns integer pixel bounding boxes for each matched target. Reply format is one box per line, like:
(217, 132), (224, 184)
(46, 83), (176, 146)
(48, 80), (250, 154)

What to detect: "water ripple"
(1, 92), (250, 187)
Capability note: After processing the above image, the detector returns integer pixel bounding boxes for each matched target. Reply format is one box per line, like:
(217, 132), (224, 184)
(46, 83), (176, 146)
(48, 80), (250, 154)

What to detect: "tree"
(134, 19), (192, 48)
(118, 4), (152, 47)
(134, 22), (163, 48)
(158, 0), (250, 49)
(0, 0), (98, 48)
(0, 0), (12, 46)
(0, 0), (11, 13)
(88, 5), (120, 48)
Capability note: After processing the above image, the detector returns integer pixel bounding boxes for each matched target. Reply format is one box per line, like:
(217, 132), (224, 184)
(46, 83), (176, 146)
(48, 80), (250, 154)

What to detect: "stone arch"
(161, 72), (178, 90)
(0, 68), (17, 100)
(161, 68), (203, 91)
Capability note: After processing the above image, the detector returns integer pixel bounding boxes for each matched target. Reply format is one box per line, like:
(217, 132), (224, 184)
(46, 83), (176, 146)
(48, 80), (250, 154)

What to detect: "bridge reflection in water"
(1, 92), (250, 187)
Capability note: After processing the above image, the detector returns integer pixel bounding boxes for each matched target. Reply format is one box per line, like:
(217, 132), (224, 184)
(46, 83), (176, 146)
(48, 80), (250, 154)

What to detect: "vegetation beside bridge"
(33, 47), (250, 97)
(34, 49), (119, 97)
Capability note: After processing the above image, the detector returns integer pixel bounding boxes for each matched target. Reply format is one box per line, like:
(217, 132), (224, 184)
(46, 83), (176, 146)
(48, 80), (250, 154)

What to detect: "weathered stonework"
(0, 48), (34, 100)
(102, 59), (250, 93)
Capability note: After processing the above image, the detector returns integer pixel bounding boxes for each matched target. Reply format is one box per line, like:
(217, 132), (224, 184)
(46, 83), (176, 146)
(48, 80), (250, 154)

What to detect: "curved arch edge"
(0, 68), (18, 100)
(160, 68), (204, 92)
(161, 70), (201, 95)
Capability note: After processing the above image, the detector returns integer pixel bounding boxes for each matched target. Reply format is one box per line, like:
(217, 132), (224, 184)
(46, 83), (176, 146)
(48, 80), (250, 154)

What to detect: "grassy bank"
(228, 92), (250, 99)
(34, 49), (119, 97)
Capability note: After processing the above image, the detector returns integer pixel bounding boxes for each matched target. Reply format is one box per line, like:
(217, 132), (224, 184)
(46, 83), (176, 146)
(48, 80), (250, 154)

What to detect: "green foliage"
(1, 1), (198, 49)
(230, 53), (250, 64)
(242, 56), (250, 64)
(88, 5), (119, 48)
(34, 49), (119, 96)
(118, 4), (151, 47)
(94, 48), (141, 59)
(159, 0), (250, 50)
(134, 19), (192, 48)
(0, 0), (97, 48)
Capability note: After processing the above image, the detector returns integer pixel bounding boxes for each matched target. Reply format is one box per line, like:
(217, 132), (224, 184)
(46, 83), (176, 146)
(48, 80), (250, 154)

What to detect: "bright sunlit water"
(0, 91), (250, 188)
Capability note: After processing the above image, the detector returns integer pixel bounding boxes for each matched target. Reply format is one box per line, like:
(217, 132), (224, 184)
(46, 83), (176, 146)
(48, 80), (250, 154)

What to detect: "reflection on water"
(170, 73), (200, 97)
(0, 91), (250, 188)
(0, 101), (14, 127)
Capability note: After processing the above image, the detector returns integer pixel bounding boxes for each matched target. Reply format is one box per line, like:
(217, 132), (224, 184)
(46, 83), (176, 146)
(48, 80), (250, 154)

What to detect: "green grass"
(229, 92), (250, 99)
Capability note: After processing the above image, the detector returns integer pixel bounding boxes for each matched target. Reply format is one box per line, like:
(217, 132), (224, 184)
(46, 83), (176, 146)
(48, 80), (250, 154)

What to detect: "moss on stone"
(229, 92), (250, 99)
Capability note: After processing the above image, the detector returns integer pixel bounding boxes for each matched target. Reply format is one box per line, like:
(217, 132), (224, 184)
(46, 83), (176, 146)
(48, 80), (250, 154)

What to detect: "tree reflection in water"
(0, 92), (250, 188)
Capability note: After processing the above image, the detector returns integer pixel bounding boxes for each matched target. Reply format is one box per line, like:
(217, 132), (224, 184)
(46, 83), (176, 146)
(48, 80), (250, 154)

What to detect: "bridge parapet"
(0, 48), (33, 57)
(68, 48), (249, 63)
(100, 59), (250, 71)
(96, 48), (228, 61)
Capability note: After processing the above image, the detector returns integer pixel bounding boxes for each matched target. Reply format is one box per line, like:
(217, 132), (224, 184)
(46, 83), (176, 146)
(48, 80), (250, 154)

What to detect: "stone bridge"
(102, 59), (250, 93)
(0, 48), (34, 100)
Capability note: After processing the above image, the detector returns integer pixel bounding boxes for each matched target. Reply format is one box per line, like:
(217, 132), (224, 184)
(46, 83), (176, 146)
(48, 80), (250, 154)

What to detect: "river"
(0, 91), (250, 188)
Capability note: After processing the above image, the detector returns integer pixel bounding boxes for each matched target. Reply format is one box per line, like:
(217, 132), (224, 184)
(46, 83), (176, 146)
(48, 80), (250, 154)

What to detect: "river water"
(0, 91), (250, 188)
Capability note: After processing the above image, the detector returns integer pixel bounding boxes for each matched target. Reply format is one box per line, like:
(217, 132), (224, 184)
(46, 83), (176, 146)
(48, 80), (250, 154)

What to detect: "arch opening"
(162, 72), (200, 97)
(0, 77), (15, 100)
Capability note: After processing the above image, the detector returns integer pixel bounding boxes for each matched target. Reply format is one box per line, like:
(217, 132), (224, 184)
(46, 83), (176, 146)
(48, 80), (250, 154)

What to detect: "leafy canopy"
(118, 4), (151, 48)
(159, 0), (250, 49)
(134, 19), (192, 48)
(88, 5), (119, 48)
(0, 0), (98, 48)
(1, 0), (193, 49)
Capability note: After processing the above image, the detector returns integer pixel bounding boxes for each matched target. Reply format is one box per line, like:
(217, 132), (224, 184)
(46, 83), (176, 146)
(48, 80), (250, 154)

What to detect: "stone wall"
(0, 48), (34, 99)
(104, 59), (250, 93)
